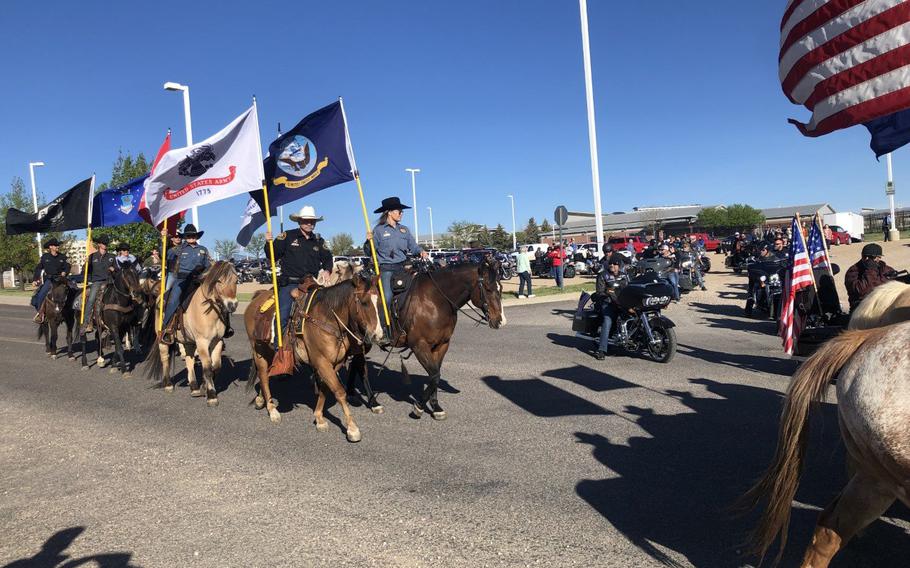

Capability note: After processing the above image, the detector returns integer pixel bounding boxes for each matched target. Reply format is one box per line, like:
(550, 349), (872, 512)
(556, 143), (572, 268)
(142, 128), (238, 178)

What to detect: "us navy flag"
(91, 174), (148, 227)
(5, 177), (92, 235)
(252, 101), (354, 211)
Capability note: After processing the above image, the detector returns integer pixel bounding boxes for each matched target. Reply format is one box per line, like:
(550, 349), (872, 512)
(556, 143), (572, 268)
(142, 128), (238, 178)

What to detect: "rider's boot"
(33, 304), (46, 324)
(744, 298), (754, 317)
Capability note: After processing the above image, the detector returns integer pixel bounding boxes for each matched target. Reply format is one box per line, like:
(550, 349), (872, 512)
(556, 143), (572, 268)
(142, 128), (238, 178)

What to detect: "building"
(63, 239), (88, 274)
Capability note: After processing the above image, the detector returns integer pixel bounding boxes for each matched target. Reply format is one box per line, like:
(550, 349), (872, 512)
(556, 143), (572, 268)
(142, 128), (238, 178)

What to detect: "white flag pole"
(579, 0), (605, 251)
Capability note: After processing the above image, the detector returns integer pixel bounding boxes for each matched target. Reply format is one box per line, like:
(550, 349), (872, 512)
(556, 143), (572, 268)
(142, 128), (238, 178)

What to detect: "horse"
(144, 261), (238, 406)
(317, 259), (355, 287)
(847, 280), (910, 330)
(80, 264), (147, 376)
(348, 256), (505, 420)
(742, 321), (910, 567)
(36, 275), (77, 360)
(243, 274), (383, 442)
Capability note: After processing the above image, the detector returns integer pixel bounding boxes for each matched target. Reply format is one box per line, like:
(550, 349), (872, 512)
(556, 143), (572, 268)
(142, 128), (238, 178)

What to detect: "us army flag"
(144, 105), (262, 225)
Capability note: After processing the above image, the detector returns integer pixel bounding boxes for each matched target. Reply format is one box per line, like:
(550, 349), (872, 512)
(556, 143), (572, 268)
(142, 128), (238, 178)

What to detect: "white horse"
(847, 280), (910, 330)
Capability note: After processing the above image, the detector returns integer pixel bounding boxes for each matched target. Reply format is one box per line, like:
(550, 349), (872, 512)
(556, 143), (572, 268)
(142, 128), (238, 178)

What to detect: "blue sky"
(0, 1), (901, 248)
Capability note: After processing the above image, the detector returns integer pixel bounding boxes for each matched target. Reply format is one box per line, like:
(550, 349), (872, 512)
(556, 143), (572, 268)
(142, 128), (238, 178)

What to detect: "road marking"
(0, 336), (41, 345)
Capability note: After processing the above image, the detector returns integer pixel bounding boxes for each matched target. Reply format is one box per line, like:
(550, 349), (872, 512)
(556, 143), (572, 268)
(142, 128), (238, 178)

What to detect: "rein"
(103, 273), (141, 314)
(425, 269), (490, 326)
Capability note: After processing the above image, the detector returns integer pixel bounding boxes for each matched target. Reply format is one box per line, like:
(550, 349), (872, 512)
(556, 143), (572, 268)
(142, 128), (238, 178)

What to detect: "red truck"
(688, 232), (721, 252)
(607, 236), (648, 254)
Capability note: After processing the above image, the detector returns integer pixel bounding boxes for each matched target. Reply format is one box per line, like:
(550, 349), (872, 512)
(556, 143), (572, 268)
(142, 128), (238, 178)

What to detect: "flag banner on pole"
(91, 174), (148, 227)
(236, 196), (274, 247)
(250, 101), (354, 212)
(5, 177), (93, 235)
(144, 106), (262, 225)
(806, 217), (830, 271)
(138, 131), (183, 234)
(865, 107), (910, 157)
(779, 0), (910, 148)
(779, 217), (814, 355)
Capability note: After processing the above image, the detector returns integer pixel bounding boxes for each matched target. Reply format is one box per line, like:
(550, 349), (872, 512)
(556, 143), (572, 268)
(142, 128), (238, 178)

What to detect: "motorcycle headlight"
(769, 274), (780, 284)
(759, 275), (766, 282)
(682, 260), (693, 268)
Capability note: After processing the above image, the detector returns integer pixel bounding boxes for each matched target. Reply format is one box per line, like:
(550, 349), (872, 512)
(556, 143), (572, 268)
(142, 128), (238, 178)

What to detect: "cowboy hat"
(116, 242), (131, 252)
(374, 196), (411, 214)
(43, 238), (61, 248)
(178, 224), (204, 238)
(92, 235), (109, 246)
(289, 205), (323, 223)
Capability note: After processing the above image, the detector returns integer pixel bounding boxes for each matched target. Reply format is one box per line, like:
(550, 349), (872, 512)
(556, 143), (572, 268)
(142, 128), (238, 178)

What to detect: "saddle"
(251, 276), (319, 343)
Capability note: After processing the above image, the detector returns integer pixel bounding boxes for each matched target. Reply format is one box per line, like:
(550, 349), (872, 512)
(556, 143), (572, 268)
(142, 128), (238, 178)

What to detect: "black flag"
(5, 177), (92, 235)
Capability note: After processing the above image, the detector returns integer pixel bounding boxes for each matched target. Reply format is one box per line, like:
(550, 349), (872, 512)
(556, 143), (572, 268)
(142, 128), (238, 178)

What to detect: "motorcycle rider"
(680, 241), (707, 291)
(592, 256), (627, 360)
(744, 244), (777, 317)
(659, 244), (681, 300)
(771, 237), (788, 260)
(844, 243), (898, 312)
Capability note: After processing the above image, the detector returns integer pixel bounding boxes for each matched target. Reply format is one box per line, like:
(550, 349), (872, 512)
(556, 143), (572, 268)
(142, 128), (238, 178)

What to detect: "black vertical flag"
(5, 177), (92, 235)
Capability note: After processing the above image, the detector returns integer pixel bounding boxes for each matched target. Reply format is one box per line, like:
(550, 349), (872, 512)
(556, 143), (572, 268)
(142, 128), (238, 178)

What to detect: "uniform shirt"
(86, 251), (117, 282)
(371, 222), (422, 265)
(34, 252), (71, 281)
(267, 228), (332, 278)
(167, 243), (211, 278)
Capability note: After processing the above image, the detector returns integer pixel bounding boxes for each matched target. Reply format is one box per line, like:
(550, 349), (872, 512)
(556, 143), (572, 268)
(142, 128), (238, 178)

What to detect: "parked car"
(826, 225), (852, 246)
(687, 232), (722, 252)
(607, 236), (648, 254)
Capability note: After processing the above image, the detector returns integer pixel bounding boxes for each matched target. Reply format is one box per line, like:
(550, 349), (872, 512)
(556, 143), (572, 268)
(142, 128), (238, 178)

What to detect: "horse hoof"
(370, 404), (384, 415)
(81, 365), (89, 371)
(431, 410), (447, 421)
(410, 403), (424, 419)
(164, 385), (174, 393)
(346, 429), (362, 443)
(109, 368), (117, 374)
(68, 356), (75, 361)
(268, 408), (281, 423)
(315, 421), (329, 432)
(98, 359), (108, 368)
(50, 354), (57, 360)
(122, 372), (131, 379)
(254, 396), (265, 409)
(206, 398), (219, 407)
(190, 389), (203, 397)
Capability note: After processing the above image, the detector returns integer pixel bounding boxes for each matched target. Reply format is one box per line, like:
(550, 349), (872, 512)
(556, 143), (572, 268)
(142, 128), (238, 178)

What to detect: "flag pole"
(794, 213), (818, 290)
(253, 96), (284, 348)
(815, 212), (835, 280)
(338, 97), (391, 326)
(79, 175), (96, 326)
(157, 218), (168, 332)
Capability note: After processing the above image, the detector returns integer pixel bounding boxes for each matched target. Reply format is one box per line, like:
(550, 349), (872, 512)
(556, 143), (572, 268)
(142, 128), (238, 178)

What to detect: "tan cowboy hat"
(289, 205), (324, 222)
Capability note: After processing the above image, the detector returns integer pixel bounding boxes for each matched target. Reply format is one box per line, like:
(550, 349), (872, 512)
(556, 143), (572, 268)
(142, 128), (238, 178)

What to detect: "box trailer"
(823, 212), (864, 242)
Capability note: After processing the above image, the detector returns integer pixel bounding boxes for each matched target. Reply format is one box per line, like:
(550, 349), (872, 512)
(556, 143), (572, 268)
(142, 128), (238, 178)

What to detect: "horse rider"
(163, 233), (184, 294)
(161, 224), (214, 344)
(264, 205), (333, 340)
(115, 242), (138, 271)
(80, 235), (118, 332)
(31, 238), (71, 323)
(845, 243), (898, 312)
(366, 196), (427, 326)
(592, 255), (627, 360)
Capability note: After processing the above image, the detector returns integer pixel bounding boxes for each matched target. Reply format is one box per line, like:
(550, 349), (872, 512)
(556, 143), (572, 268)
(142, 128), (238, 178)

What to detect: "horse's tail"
(740, 326), (888, 564)
(142, 338), (172, 387)
(245, 357), (259, 393)
(137, 307), (157, 354)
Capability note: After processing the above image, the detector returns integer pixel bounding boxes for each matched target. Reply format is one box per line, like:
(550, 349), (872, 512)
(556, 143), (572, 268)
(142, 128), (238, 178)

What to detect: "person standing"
(516, 246), (534, 299)
(367, 197), (427, 324)
(883, 214), (893, 241)
(161, 224), (211, 343)
(81, 235), (117, 332)
(659, 244), (681, 301)
(548, 244), (565, 288)
(31, 238), (71, 323)
(264, 206), (333, 340)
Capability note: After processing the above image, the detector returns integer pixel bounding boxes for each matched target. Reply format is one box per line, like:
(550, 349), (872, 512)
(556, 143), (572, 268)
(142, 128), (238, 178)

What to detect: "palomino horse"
(243, 274), (383, 442)
(743, 321), (910, 567)
(80, 266), (147, 375)
(144, 261), (238, 406)
(847, 280), (910, 330)
(317, 260), (354, 287)
(37, 276), (77, 360)
(349, 257), (505, 420)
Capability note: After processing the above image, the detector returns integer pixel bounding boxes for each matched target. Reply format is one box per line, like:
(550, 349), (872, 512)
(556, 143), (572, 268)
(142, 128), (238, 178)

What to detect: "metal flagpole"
(886, 153), (899, 241)
(79, 175), (96, 326)
(579, 0), (605, 251)
(339, 97), (391, 326)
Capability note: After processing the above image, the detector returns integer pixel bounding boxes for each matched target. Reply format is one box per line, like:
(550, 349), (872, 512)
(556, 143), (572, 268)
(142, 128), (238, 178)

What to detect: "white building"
(64, 239), (89, 274)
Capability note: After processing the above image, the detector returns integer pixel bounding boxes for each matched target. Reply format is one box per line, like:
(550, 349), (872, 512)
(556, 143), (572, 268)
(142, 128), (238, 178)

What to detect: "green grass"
(862, 230), (910, 241)
(0, 288), (32, 296)
(238, 292), (255, 303)
(508, 282), (594, 298)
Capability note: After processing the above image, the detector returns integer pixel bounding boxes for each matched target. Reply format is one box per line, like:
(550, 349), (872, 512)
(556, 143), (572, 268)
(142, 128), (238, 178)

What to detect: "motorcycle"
(676, 251), (701, 293)
(572, 274), (677, 363)
(746, 257), (787, 319)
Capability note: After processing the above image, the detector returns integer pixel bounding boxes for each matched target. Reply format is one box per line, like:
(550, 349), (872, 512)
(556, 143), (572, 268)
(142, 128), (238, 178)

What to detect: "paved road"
(1, 292), (908, 567)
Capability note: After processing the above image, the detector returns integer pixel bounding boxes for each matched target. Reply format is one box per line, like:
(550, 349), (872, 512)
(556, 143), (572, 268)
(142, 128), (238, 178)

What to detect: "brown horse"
(37, 275), (77, 360)
(144, 261), (238, 406)
(80, 265), (147, 375)
(243, 274), (383, 442)
(350, 257), (505, 420)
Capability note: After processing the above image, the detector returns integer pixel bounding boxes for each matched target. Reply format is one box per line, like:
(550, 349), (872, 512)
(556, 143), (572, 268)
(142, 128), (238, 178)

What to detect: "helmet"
(602, 243), (613, 255)
(861, 243), (883, 257)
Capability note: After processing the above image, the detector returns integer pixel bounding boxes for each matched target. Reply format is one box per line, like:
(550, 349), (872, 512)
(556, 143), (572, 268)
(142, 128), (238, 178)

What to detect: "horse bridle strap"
(426, 270), (489, 325)
(103, 303), (134, 313)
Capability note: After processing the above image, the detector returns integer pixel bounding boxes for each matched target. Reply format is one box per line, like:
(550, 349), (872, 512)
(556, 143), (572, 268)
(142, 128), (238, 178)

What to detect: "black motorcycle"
(572, 274), (677, 363)
(746, 257), (787, 319)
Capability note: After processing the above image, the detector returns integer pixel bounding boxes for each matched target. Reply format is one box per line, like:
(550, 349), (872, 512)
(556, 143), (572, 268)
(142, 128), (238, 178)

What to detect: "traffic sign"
(554, 205), (568, 226)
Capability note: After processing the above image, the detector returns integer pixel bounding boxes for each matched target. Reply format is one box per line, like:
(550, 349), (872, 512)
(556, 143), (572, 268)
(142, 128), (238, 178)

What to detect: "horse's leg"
(315, 360), (360, 442)
(255, 352), (280, 423)
(181, 342), (201, 396)
(159, 342), (174, 392)
(96, 329), (107, 368)
(800, 472), (897, 568)
(65, 315), (74, 360)
(80, 330), (89, 370)
(354, 351), (383, 414)
(48, 321), (58, 359)
(208, 338), (225, 403)
(426, 341), (451, 420)
(195, 339), (218, 406)
(110, 326), (129, 376)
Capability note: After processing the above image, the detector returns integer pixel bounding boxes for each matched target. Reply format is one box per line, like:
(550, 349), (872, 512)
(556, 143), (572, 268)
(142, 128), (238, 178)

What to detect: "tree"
(0, 177), (43, 288)
(215, 239), (239, 261)
(447, 220), (484, 248)
(329, 233), (355, 255)
(488, 224), (512, 250)
(695, 206), (728, 229)
(523, 217), (540, 244)
(245, 233), (266, 260)
(539, 219), (553, 236)
(725, 204), (766, 231)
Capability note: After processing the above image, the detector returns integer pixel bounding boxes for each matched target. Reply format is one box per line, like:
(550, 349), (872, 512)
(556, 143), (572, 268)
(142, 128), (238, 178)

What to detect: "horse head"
(203, 261), (238, 314)
(473, 255), (505, 329)
(116, 263), (145, 305)
(47, 275), (71, 315)
(351, 273), (384, 343)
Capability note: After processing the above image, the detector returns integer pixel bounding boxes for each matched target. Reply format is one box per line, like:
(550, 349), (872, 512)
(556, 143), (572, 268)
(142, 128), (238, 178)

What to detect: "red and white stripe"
(780, 0), (910, 137)
(779, 251), (814, 354)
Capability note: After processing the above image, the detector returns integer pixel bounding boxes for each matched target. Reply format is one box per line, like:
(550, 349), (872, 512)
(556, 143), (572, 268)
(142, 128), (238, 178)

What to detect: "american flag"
(779, 217), (815, 354)
(780, 0), (910, 137)
(806, 216), (831, 270)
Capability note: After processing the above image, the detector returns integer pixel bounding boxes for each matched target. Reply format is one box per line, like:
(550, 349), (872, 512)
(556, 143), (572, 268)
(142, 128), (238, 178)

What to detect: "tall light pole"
(507, 194), (517, 251)
(405, 168), (420, 243)
(886, 153), (900, 241)
(579, 0), (605, 251)
(28, 161), (45, 260)
(427, 206), (435, 249)
(163, 81), (199, 227)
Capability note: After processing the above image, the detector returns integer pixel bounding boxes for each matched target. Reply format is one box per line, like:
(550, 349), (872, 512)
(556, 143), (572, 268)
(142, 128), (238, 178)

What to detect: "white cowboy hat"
(289, 205), (324, 222)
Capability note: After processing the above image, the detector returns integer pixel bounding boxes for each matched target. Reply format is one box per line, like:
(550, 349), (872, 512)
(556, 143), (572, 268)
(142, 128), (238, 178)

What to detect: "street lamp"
(579, 0), (605, 250)
(427, 206), (435, 249)
(29, 161), (45, 260)
(886, 153), (900, 241)
(163, 81), (199, 226)
(507, 194), (517, 251)
(405, 168), (420, 242)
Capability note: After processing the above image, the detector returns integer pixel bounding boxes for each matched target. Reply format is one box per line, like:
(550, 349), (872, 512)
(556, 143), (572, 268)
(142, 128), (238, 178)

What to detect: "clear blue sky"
(0, 0), (900, 248)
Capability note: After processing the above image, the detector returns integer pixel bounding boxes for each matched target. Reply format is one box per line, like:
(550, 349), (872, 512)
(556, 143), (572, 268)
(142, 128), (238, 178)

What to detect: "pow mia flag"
(5, 177), (93, 235)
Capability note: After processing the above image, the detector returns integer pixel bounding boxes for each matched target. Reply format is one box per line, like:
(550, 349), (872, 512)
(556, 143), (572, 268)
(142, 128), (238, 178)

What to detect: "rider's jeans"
(666, 271), (680, 300)
(518, 271), (532, 296)
(31, 280), (52, 310)
(599, 302), (618, 352)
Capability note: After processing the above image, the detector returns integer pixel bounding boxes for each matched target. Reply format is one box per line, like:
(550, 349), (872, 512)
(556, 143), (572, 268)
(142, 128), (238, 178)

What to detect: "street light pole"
(579, 0), (605, 251)
(164, 81), (198, 227)
(507, 194), (517, 251)
(886, 153), (900, 241)
(427, 206), (435, 249)
(28, 161), (45, 260)
(405, 168), (420, 243)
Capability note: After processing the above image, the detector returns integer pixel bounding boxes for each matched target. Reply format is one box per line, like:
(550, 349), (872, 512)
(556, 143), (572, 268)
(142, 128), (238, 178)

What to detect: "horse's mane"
(848, 280), (910, 330)
(314, 279), (357, 313)
(201, 261), (235, 297)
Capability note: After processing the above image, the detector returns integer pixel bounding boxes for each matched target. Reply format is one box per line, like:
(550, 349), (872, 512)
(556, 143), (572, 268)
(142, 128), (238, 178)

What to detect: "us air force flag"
(5, 177), (93, 235)
(144, 106), (262, 225)
(91, 174), (148, 227)
(252, 101), (354, 211)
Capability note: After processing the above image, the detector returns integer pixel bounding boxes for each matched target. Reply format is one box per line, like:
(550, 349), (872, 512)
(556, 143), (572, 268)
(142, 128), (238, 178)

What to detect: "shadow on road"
(1, 526), (139, 568)
(677, 343), (798, 376)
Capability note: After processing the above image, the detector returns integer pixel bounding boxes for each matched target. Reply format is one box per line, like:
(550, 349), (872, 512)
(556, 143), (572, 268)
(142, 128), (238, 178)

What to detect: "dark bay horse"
(243, 274), (383, 442)
(81, 264), (147, 376)
(350, 257), (505, 420)
(37, 276), (77, 359)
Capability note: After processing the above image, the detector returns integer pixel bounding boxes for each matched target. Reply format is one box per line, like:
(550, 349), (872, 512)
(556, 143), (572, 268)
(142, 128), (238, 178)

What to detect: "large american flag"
(779, 217), (815, 354)
(806, 215), (831, 270)
(780, 0), (910, 137)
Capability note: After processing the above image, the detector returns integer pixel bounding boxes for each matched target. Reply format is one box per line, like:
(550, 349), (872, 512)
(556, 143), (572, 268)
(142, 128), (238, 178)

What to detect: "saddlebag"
(572, 292), (601, 335)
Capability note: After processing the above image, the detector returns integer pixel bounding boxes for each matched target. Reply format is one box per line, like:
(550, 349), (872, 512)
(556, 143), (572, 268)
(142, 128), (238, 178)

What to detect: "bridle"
(426, 261), (500, 326)
(103, 271), (144, 313)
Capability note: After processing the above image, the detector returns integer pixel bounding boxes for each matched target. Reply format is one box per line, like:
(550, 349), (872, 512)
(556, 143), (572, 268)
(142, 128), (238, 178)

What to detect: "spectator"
(144, 248), (161, 270)
(823, 224), (834, 246)
(548, 245), (566, 288)
(845, 243), (897, 312)
(883, 214), (893, 241)
(516, 246), (534, 299)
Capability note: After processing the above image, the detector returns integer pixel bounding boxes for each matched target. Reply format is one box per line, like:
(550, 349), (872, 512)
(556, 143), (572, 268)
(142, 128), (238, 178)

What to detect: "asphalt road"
(1, 290), (908, 567)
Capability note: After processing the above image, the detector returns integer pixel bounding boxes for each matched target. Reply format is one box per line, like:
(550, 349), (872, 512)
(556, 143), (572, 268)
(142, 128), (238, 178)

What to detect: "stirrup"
(160, 329), (175, 345)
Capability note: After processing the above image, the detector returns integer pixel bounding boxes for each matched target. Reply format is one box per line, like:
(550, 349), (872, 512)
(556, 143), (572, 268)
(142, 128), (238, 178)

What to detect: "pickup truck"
(688, 232), (722, 252)
(607, 236), (648, 254)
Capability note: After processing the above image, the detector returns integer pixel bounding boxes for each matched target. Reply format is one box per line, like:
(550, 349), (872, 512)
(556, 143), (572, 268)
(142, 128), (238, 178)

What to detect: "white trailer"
(823, 212), (864, 242)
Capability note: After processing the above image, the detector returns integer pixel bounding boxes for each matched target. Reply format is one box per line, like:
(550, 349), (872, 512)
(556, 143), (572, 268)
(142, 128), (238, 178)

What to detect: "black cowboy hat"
(43, 238), (61, 248)
(861, 243), (883, 257)
(374, 196), (412, 214)
(116, 242), (131, 252)
(92, 235), (109, 246)
(178, 224), (204, 238)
